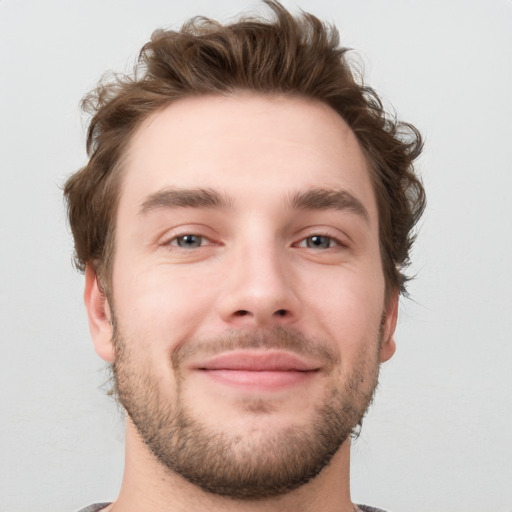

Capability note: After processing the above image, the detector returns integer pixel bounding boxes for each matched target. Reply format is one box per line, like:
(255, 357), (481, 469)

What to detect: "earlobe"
(84, 265), (115, 363)
(379, 291), (399, 363)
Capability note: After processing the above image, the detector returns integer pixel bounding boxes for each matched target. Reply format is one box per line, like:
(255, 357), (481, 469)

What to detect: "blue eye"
(173, 235), (204, 248)
(305, 235), (335, 249)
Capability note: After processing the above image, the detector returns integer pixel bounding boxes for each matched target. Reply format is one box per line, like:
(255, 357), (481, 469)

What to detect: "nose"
(216, 241), (301, 328)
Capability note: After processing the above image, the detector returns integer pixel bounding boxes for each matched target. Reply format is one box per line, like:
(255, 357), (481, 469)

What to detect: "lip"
(192, 350), (320, 372)
(190, 351), (320, 391)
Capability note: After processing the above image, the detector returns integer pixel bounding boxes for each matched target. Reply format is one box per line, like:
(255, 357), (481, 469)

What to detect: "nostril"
(234, 310), (250, 317)
(274, 309), (287, 317)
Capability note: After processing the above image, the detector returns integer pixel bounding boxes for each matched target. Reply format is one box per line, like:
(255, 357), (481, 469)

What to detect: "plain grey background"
(1, 1), (511, 511)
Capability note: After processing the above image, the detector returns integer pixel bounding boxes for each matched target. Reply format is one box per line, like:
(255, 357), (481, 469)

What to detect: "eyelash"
(168, 234), (210, 249)
(165, 232), (346, 250)
(295, 234), (344, 250)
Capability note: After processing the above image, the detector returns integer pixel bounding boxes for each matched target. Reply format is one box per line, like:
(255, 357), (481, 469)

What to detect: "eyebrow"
(138, 186), (369, 223)
(139, 187), (231, 214)
(288, 188), (370, 223)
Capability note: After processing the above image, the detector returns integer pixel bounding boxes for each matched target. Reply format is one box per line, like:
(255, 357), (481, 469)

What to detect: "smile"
(190, 351), (321, 391)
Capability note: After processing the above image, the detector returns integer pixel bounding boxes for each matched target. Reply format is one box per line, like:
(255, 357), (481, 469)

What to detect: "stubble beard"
(111, 323), (382, 500)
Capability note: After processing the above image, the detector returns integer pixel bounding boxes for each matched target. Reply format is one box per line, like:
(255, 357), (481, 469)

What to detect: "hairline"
(93, 90), (397, 302)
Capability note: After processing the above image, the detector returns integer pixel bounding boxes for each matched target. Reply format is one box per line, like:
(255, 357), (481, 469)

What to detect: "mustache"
(171, 326), (341, 370)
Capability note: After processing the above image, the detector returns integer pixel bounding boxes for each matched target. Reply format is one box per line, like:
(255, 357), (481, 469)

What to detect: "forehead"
(119, 93), (377, 221)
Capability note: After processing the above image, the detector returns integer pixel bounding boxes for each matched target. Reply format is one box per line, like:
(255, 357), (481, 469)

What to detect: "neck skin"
(104, 419), (355, 512)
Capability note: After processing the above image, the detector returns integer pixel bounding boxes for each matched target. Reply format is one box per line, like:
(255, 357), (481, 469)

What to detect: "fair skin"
(85, 94), (398, 512)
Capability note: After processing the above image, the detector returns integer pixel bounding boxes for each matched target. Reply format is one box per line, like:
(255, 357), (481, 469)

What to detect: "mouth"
(190, 351), (321, 391)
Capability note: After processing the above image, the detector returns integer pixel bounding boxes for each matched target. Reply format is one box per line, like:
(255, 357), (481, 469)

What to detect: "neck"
(107, 420), (355, 512)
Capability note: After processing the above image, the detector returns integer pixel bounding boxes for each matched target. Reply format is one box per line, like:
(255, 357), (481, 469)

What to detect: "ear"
(84, 265), (115, 363)
(379, 291), (399, 363)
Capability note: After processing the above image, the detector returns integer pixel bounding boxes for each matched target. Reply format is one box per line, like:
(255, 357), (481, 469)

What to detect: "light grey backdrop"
(1, 1), (511, 511)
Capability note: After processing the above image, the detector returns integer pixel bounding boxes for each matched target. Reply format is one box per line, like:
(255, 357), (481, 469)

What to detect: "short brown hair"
(64, 0), (425, 296)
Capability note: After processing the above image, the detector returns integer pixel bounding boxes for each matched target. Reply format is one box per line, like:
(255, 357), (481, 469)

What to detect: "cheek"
(111, 260), (220, 352)
(302, 264), (385, 350)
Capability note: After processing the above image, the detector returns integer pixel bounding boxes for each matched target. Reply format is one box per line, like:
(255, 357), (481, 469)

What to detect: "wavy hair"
(64, 0), (425, 297)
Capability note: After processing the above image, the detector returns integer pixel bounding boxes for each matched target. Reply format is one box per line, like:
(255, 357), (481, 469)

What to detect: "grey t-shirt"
(76, 505), (110, 512)
(76, 504), (388, 512)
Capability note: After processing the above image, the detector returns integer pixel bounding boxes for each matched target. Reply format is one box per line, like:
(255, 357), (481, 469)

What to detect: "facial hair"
(111, 323), (382, 500)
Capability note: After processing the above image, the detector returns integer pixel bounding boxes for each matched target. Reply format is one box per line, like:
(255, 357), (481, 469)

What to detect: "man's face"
(87, 94), (397, 499)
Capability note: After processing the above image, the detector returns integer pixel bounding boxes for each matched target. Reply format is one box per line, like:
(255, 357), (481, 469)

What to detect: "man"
(64, 1), (425, 511)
